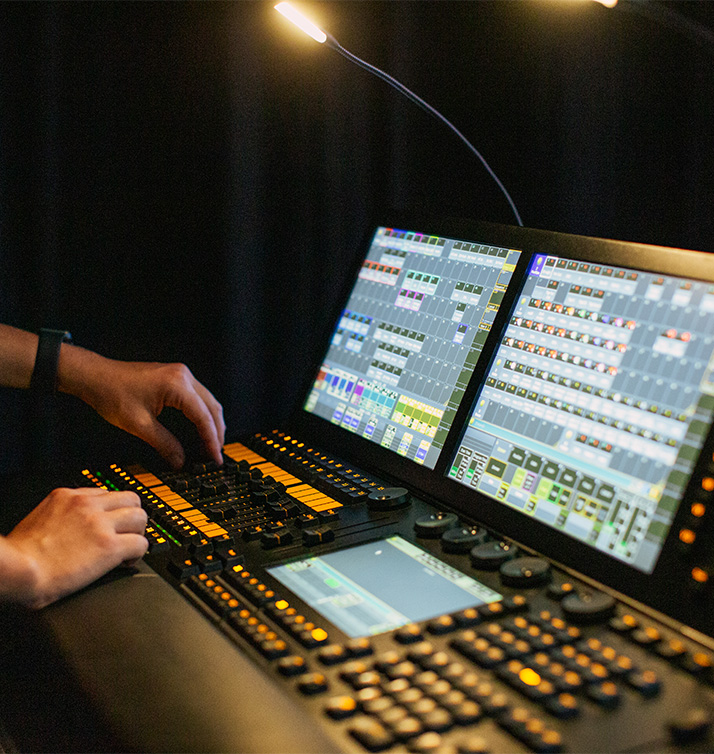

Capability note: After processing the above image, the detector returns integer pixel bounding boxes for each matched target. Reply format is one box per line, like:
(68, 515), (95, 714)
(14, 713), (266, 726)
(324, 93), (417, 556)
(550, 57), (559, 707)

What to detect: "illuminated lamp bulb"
(274, 2), (327, 43)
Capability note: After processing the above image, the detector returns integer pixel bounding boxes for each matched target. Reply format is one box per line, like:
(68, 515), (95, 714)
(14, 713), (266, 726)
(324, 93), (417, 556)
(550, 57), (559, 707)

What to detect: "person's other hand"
(3, 487), (148, 609)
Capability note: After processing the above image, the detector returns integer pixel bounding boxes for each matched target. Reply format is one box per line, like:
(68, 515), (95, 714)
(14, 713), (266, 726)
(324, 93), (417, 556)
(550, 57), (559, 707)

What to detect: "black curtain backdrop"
(0, 0), (712, 472)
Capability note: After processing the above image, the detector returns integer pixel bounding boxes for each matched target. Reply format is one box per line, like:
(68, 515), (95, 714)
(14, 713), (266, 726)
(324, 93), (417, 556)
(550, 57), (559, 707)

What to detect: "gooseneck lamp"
(275, 1), (524, 228)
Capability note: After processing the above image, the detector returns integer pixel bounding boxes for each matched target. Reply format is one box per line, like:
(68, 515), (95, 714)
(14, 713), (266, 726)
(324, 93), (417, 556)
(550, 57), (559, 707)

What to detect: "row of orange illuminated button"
(610, 612), (714, 683)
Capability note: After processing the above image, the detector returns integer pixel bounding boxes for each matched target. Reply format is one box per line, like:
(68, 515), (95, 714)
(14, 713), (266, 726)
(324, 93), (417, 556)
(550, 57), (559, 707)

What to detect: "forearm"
(0, 323), (110, 402)
(0, 324), (40, 389)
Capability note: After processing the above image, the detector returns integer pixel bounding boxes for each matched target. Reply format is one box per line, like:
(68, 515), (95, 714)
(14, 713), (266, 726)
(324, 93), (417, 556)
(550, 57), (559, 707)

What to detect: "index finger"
(170, 382), (225, 465)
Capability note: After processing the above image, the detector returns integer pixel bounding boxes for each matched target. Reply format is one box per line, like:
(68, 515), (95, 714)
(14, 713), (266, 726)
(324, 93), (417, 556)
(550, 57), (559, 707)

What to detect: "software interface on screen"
(304, 226), (521, 468)
(267, 535), (503, 638)
(450, 253), (714, 574)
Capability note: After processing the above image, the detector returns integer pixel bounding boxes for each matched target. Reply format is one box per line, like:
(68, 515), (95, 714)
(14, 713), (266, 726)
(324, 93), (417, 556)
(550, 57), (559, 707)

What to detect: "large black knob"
(470, 540), (517, 570)
(441, 525), (488, 553)
(367, 487), (411, 511)
(500, 556), (551, 588)
(414, 512), (459, 538)
(561, 590), (616, 624)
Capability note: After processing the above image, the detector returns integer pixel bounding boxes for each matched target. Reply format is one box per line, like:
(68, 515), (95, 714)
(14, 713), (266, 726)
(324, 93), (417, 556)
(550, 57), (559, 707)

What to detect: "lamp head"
(275, 2), (328, 44)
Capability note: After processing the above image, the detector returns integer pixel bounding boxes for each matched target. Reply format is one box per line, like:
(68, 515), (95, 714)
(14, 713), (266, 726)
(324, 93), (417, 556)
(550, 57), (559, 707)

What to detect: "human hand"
(3, 487), (148, 609)
(60, 351), (226, 469)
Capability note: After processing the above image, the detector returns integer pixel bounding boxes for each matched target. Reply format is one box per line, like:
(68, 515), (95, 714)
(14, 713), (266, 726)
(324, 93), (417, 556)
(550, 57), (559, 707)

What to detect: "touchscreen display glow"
(267, 535), (502, 637)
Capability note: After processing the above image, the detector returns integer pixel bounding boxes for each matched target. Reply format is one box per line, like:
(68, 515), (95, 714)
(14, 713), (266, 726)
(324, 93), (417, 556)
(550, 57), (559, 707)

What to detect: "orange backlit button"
(701, 477), (714, 492)
(691, 502), (706, 518)
(679, 529), (697, 545)
(348, 717), (394, 752)
(545, 692), (580, 720)
(518, 667), (542, 687)
(395, 623), (424, 645)
(692, 567), (709, 585)
(277, 655), (308, 677)
(684, 652), (713, 676)
(561, 671), (583, 693)
(259, 638), (290, 660)
(656, 638), (687, 661)
(631, 626), (662, 646)
(297, 672), (329, 696)
(609, 654), (635, 675)
(626, 669), (661, 698)
(345, 637), (373, 657)
(586, 680), (621, 709)
(319, 644), (349, 666)
(609, 612), (639, 633)
(324, 695), (358, 720)
(313, 628), (329, 642)
(340, 660), (370, 683)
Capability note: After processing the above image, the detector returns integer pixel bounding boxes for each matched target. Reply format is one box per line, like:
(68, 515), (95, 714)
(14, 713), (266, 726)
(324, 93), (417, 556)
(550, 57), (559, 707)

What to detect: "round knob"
(499, 556), (551, 588)
(470, 540), (517, 570)
(414, 512), (459, 538)
(441, 525), (488, 553)
(561, 590), (616, 624)
(367, 487), (411, 510)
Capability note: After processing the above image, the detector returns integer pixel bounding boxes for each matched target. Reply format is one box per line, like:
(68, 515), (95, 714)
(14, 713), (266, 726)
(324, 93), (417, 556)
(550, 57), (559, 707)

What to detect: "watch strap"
(30, 328), (73, 396)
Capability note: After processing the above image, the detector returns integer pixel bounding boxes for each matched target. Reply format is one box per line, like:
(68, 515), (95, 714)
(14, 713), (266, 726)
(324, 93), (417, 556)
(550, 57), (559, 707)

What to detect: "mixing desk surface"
(2, 218), (714, 753)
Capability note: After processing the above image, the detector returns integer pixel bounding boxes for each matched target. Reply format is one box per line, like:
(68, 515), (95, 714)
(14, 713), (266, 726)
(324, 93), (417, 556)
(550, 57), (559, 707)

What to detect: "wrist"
(56, 344), (111, 405)
(30, 329), (73, 397)
(0, 536), (43, 608)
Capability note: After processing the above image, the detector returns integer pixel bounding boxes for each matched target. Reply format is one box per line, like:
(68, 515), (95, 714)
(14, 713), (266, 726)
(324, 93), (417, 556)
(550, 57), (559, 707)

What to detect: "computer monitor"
(303, 225), (520, 469)
(449, 250), (714, 575)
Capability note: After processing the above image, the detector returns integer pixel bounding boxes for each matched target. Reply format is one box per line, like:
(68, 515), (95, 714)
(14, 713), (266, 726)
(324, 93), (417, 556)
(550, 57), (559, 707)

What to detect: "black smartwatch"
(30, 328), (73, 396)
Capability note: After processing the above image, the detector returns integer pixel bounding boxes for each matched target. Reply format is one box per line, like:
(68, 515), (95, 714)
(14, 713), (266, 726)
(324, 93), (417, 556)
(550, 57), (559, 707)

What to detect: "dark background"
(0, 0), (712, 473)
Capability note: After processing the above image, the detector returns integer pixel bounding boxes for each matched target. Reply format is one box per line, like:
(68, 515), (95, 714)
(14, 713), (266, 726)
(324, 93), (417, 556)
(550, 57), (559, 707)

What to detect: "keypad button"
(626, 670), (661, 698)
(319, 644), (350, 666)
(408, 731), (444, 753)
(396, 623), (424, 644)
(349, 717), (394, 752)
(427, 615), (458, 635)
(457, 735), (490, 754)
(419, 707), (453, 733)
(297, 672), (329, 695)
(391, 716), (424, 742)
(451, 699), (483, 725)
(586, 681), (621, 709)
(277, 655), (308, 677)
(668, 707), (712, 744)
(346, 637), (374, 657)
(545, 693), (580, 719)
(324, 695), (358, 720)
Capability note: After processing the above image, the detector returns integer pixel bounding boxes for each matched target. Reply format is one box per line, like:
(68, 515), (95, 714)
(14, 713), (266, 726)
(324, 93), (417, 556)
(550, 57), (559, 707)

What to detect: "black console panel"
(70, 429), (714, 754)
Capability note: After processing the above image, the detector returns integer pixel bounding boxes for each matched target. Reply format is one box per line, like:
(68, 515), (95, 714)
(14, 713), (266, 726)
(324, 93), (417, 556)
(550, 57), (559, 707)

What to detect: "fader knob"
(367, 487), (411, 511)
(200, 480), (229, 499)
